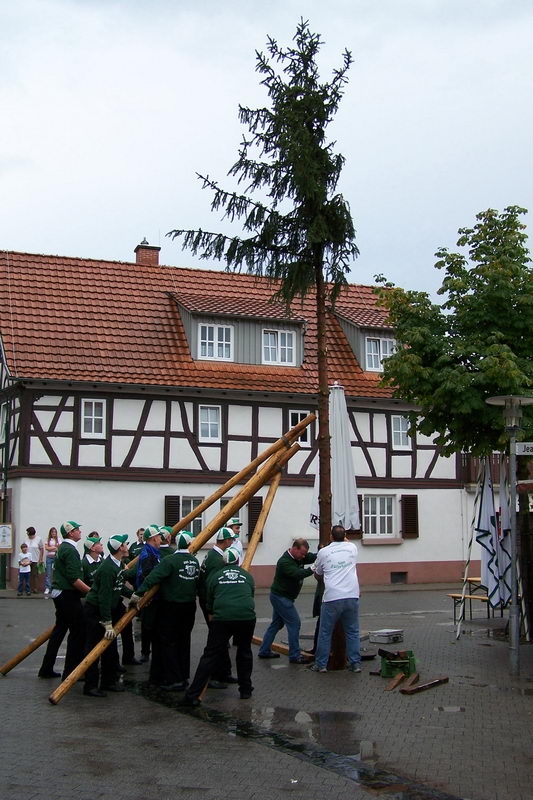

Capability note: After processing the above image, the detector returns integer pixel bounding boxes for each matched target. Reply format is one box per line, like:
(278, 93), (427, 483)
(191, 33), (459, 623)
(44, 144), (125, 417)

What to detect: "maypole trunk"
(315, 257), (331, 548)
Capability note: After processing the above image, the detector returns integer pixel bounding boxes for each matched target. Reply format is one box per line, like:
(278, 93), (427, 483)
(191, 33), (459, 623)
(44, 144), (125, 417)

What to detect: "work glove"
(129, 593), (141, 609)
(100, 621), (116, 640)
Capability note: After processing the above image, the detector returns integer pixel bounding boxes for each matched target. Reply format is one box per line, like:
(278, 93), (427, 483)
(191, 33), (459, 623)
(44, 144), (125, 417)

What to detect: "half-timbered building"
(0, 243), (474, 587)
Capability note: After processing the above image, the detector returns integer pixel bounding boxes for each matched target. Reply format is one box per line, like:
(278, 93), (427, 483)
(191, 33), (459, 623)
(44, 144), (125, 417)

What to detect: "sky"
(1, 0), (532, 296)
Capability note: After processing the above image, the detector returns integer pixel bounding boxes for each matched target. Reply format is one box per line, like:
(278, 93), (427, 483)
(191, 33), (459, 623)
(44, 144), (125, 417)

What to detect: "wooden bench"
(447, 593), (492, 624)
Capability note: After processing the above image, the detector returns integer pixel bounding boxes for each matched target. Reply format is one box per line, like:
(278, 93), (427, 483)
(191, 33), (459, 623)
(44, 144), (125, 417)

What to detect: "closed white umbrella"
(475, 457), (502, 608)
(310, 382), (360, 531)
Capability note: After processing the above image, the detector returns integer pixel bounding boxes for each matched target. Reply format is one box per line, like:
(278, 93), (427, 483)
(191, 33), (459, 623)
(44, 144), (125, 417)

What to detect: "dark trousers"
(199, 598), (232, 681)
(30, 562), (39, 593)
(18, 573), (30, 594)
(84, 602), (119, 691)
(120, 619), (135, 663)
(40, 591), (85, 678)
(156, 600), (196, 686)
(187, 619), (255, 699)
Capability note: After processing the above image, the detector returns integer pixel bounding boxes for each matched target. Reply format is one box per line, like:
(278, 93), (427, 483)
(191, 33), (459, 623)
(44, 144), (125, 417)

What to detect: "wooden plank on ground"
(401, 672), (420, 689)
(384, 672), (406, 691)
(400, 676), (449, 695)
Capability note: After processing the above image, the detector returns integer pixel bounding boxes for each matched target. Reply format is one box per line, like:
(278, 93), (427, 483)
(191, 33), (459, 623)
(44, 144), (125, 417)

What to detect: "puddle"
(125, 679), (463, 800)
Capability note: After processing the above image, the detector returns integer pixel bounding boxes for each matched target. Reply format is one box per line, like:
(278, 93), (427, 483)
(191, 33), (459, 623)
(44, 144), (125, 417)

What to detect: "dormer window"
(262, 329), (295, 366)
(365, 336), (395, 371)
(198, 323), (233, 361)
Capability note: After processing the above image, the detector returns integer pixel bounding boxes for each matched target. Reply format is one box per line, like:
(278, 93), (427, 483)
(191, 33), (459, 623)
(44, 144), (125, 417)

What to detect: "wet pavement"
(1, 585), (532, 800)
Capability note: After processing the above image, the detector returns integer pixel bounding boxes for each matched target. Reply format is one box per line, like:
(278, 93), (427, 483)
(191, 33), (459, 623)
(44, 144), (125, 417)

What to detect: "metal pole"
(508, 429), (519, 676)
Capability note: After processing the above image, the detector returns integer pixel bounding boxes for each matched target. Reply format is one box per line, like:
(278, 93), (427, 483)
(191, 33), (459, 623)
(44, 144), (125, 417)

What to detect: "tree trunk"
(315, 255), (331, 548)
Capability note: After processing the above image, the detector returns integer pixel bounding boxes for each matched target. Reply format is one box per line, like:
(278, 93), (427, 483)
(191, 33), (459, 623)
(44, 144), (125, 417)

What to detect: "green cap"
(176, 531), (192, 550)
(230, 518), (242, 526)
(223, 547), (240, 565)
(216, 526), (237, 541)
(84, 536), (101, 551)
(107, 534), (128, 553)
(143, 525), (161, 541)
(60, 521), (81, 537)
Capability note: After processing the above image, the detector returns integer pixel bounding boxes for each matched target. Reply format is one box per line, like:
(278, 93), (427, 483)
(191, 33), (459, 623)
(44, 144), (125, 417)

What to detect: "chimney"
(135, 238), (161, 266)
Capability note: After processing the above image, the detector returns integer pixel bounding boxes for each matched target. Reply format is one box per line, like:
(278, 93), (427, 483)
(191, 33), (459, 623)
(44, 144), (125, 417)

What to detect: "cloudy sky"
(1, 0), (532, 295)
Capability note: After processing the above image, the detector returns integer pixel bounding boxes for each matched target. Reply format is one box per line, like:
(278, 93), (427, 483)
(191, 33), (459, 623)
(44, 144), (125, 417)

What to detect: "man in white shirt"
(308, 525), (361, 673)
(23, 526), (44, 593)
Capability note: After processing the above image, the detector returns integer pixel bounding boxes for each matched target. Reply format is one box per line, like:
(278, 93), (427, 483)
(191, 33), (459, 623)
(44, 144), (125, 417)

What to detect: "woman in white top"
(44, 527), (60, 595)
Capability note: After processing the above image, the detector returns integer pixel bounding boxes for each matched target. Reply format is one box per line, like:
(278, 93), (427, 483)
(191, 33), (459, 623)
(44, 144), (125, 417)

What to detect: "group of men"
(36, 516), (362, 703)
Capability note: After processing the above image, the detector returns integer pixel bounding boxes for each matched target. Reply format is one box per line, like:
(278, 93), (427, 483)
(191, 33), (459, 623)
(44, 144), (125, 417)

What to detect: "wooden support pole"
(49, 443), (300, 705)
(0, 626), (55, 676)
(241, 471), (282, 571)
(172, 413), (314, 536)
(187, 444), (299, 554)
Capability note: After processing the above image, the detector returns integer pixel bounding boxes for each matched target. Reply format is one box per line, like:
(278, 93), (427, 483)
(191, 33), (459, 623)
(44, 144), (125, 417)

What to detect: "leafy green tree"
(169, 21), (358, 544)
(376, 206), (533, 457)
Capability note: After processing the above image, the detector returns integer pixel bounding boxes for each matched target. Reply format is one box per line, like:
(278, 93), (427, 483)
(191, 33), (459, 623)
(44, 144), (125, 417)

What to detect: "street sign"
(516, 442), (533, 456)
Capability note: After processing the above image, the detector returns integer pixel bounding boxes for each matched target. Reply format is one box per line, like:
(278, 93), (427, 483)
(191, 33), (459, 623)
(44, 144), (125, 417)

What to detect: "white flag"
(474, 457), (502, 608)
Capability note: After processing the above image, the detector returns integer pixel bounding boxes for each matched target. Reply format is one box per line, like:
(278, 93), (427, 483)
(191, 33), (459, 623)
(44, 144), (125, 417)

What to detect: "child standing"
(17, 543), (32, 596)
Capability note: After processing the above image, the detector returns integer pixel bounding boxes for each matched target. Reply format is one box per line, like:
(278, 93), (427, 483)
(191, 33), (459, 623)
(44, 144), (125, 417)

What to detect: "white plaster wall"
(228, 405), (251, 436)
(47, 438), (72, 464)
(145, 401), (167, 431)
(169, 438), (204, 470)
(391, 454), (412, 478)
(415, 450), (434, 479)
(258, 407), (282, 438)
(130, 437), (165, 468)
(428, 454), (456, 479)
(111, 436), (135, 467)
(78, 444), (106, 467)
(353, 447), (372, 477)
(226, 440), (252, 472)
(368, 447), (386, 476)
(34, 394), (62, 407)
(34, 410), (57, 432)
(113, 399), (145, 431)
(170, 402), (184, 433)
(29, 438), (52, 465)
(372, 413), (387, 443)
(198, 446), (221, 471)
(54, 410), (74, 433)
(352, 412), (370, 441)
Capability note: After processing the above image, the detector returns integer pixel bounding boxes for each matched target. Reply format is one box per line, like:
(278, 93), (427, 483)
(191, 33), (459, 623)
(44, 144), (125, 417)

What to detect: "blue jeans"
(315, 597), (360, 670)
(18, 573), (30, 594)
(45, 557), (55, 590)
(258, 592), (302, 661)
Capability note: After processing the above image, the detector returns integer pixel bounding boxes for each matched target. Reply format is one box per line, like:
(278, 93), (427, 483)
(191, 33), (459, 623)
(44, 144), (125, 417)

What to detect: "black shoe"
(17, 593), (22, 597)
(116, 665), (127, 674)
(139, 654), (150, 663)
(258, 652), (280, 659)
(223, 676), (239, 684)
(180, 695), (201, 707)
(208, 680), (227, 689)
(289, 656), (313, 664)
(38, 670), (61, 678)
(240, 691), (252, 699)
(122, 657), (143, 666)
(84, 688), (107, 697)
(101, 683), (125, 693)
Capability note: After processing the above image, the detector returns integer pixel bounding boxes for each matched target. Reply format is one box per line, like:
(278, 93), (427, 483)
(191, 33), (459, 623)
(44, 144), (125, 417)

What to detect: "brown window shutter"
(164, 495), (181, 527)
(401, 495), (419, 538)
(247, 496), (263, 542)
(346, 495), (363, 539)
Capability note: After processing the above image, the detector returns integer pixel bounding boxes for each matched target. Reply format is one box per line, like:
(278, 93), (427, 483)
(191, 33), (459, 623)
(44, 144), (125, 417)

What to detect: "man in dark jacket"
(258, 538), (316, 663)
(130, 531), (199, 691)
(38, 521), (90, 679)
(183, 547), (255, 706)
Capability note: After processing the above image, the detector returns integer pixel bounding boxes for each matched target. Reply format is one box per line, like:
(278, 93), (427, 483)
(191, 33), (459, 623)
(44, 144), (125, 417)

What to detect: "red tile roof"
(0, 250), (393, 398)
(172, 292), (306, 323)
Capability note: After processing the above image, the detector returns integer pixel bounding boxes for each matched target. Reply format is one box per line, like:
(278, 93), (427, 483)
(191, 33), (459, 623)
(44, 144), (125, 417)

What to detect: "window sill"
(361, 536), (403, 546)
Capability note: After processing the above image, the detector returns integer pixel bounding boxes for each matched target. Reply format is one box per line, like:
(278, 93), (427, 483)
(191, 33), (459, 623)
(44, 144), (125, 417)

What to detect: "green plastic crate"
(380, 650), (416, 678)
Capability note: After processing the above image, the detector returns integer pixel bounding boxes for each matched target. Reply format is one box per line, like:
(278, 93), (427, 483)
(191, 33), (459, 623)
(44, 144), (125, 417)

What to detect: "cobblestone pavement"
(1, 586), (532, 800)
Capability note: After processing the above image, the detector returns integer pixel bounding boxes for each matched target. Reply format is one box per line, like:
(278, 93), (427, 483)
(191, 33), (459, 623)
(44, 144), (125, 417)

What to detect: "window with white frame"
(365, 336), (395, 371)
(198, 323), (233, 361)
(182, 496), (204, 537)
(262, 329), (295, 365)
(199, 405), (221, 442)
(363, 495), (395, 536)
(392, 415), (411, 449)
(289, 409), (311, 446)
(81, 399), (106, 438)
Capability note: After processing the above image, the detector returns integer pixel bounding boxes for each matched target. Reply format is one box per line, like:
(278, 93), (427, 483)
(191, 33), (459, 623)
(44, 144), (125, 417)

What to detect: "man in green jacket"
(183, 547), (255, 706)
(129, 531), (199, 691)
(39, 521), (90, 679)
(258, 538), (316, 663)
(83, 534), (130, 697)
(81, 535), (103, 586)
